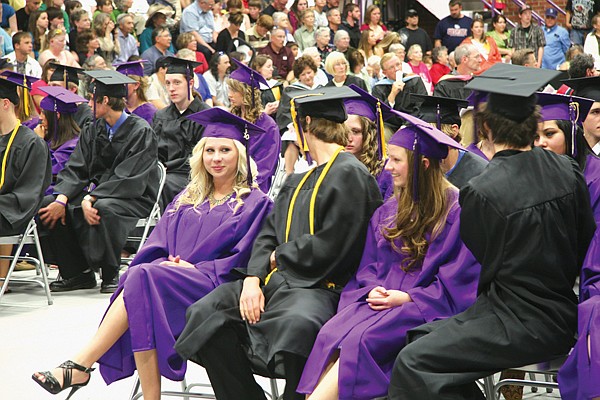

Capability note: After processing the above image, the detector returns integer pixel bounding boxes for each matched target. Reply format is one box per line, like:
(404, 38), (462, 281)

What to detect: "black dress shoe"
(100, 275), (119, 294)
(50, 272), (97, 292)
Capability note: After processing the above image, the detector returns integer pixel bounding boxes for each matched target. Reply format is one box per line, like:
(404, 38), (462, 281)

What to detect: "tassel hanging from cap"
(435, 103), (441, 130)
(569, 101), (579, 158)
(411, 131), (420, 203)
(290, 97), (306, 157)
(22, 74), (30, 119)
(243, 124), (253, 186)
(376, 100), (387, 159)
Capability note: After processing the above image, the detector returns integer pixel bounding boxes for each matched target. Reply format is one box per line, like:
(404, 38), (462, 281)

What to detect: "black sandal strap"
(59, 360), (96, 374)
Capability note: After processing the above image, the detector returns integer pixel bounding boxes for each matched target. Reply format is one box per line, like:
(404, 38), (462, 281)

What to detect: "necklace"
(208, 191), (234, 206)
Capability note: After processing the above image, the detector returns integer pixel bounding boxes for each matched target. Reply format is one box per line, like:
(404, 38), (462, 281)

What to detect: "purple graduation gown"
(253, 112), (281, 193)
(296, 189), (481, 399)
(45, 137), (79, 195)
(376, 168), (394, 200)
(22, 116), (40, 130)
(466, 143), (489, 161)
(131, 102), (158, 126)
(558, 154), (600, 400)
(97, 189), (273, 384)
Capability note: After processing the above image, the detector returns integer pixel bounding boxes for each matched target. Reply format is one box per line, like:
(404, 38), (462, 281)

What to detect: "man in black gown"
(388, 64), (596, 399)
(175, 87), (383, 400)
(151, 56), (210, 209)
(39, 70), (158, 294)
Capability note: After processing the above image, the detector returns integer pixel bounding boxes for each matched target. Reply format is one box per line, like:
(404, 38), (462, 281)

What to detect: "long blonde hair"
(173, 137), (257, 212)
(227, 79), (263, 124)
(356, 115), (384, 177)
(383, 148), (452, 272)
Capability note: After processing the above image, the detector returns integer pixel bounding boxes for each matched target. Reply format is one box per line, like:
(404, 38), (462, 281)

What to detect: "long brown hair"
(356, 116), (384, 177)
(383, 148), (452, 272)
(227, 79), (263, 123)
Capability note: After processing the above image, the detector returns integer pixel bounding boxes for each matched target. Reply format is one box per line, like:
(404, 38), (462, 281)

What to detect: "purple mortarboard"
(186, 107), (266, 185)
(290, 86), (354, 158)
(537, 92), (594, 157)
(410, 94), (468, 129)
(230, 58), (269, 90)
(49, 63), (84, 88)
(115, 60), (146, 77)
(0, 70), (38, 89)
(39, 86), (87, 114)
(345, 84), (393, 159)
(560, 76), (600, 102)
(389, 109), (465, 201)
(164, 56), (201, 100)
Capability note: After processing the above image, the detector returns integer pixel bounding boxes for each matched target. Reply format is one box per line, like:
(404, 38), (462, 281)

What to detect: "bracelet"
(54, 199), (67, 207)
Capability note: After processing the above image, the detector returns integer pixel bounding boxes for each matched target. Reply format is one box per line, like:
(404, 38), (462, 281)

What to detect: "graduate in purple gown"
(297, 114), (481, 400)
(32, 108), (276, 400)
(35, 86), (86, 195)
(344, 84), (395, 200)
(228, 58), (281, 193)
(116, 60), (158, 126)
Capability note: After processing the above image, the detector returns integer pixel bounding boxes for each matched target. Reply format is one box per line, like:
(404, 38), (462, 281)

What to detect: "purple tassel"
(412, 130), (420, 203)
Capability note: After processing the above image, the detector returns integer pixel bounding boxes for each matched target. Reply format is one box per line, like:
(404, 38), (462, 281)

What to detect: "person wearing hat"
(228, 58), (281, 193)
(115, 60), (158, 125)
(0, 71), (51, 285)
(562, 76), (600, 155)
(412, 93), (488, 189)
(542, 8), (570, 70)
(34, 86), (86, 195)
(509, 5), (546, 68)
(387, 63), (596, 399)
(399, 9), (432, 61)
(175, 86), (383, 400)
(139, 4), (175, 54)
(32, 108), (274, 400)
(0, 70), (41, 130)
(47, 63), (93, 130)
(297, 110), (481, 400)
(38, 70), (159, 294)
(152, 56), (210, 209)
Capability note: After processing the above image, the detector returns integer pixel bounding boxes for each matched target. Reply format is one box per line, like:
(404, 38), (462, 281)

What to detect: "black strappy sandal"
(32, 360), (95, 399)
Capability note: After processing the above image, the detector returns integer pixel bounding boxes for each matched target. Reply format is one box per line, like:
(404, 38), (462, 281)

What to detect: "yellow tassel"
(289, 98), (305, 157)
(377, 101), (387, 158)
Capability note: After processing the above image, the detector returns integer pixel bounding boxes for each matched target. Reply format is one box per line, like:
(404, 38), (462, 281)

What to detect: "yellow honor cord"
(264, 267), (277, 285)
(377, 101), (387, 158)
(289, 98), (304, 156)
(0, 120), (21, 191)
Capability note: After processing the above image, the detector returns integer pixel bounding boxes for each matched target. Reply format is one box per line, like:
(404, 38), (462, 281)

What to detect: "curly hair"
(173, 137), (257, 213)
(476, 102), (540, 148)
(383, 147), (452, 272)
(292, 55), (317, 77)
(227, 79), (264, 123)
(356, 116), (385, 177)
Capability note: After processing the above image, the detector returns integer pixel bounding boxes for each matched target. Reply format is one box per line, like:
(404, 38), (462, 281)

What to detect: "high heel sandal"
(32, 360), (95, 399)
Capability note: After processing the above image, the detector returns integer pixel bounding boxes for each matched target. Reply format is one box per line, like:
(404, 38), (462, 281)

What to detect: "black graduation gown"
(275, 84), (315, 133)
(45, 114), (158, 277)
(152, 97), (209, 209)
(0, 126), (51, 236)
(388, 148), (596, 400)
(74, 103), (93, 130)
(372, 77), (427, 130)
(433, 76), (473, 100)
(446, 150), (488, 190)
(175, 152), (383, 377)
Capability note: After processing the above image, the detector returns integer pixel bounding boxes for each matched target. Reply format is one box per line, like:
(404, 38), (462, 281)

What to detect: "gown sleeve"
(54, 124), (94, 199)
(246, 206), (279, 282)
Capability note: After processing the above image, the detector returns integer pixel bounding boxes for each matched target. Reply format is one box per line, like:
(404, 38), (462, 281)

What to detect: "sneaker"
(100, 275), (119, 294)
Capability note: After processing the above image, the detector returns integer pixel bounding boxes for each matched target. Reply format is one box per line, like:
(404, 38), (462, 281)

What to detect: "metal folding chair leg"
(129, 372), (215, 400)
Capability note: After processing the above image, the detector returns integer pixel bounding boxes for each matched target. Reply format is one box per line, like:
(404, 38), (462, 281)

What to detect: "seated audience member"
(203, 52), (231, 108)
(17, 0), (42, 32)
(562, 76), (600, 155)
(374, 31), (401, 57)
(93, 12), (119, 65)
(327, 8), (341, 45)
(116, 60), (158, 125)
(38, 70), (159, 294)
(298, 106), (480, 400)
(315, 26), (334, 61)
(176, 49), (212, 105)
(34, 86), (86, 195)
(372, 53), (427, 138)
(0, 2), (17, 34)
(433, 44), (480, 100)
(511, 48), (537, 67)
(324, 50), (367, 91)
(30, 58), (56, 113)
(113, 13), (138, 63)
(148, 57), (170, 109)
(388, 43), (413, 75)
(46, 7), (65, 31)
(68, 9), (91, 53)
(141, 26), (175, 76)
(260, 27), (294, 83)
(139, 4), (175, 54)
(302, 47), (329, 87)
(406, 44), (433, 94)
(486, 13), (512, 61)
(215, 11), (247, 54)
(247, 0), (261, 25)
(75, 30), (100, 66)
(6, 32), (43, 78)
(228, 59), (281, 192)
(558, 44), (584, 72)
(29, 9), (49, 58)
(461, 15), (501, 74)
(0, 74), (51, 282)
(32, 109), (275, 400)
(429, 46), (450, 86)
(543, 8), (570, 70)
(176, 32), (209, 75)
(358, 29), (377, 60)
(287, 0), (305, 32)
(48, 63), (92, 130)
(246, 14), (273, 51)
(347, 49), (370, 90)
(38, 28), (80, 68)
(338, 2), (361, 48)
(333, 30), (354, 60)
(387, 64), (596, 400)
(360, 4), (387, 41)
(0, 23), (14, 57)
(293, 9), (316, 51)
(252, 54), (282, 114)
(273, 12), (294, 44)
(179, 0), (216, 63)
(153, 57), (210, 209)
(174, 86), (383, 400)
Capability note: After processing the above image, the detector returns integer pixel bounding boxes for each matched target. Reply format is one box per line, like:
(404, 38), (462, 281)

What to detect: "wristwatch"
(83, 194), (94, 204)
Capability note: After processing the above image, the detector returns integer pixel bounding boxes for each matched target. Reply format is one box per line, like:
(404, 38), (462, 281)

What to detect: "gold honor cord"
(377, 100), (387, 158)
(265, 146), (344, 285)
(0, 121), (21, 190)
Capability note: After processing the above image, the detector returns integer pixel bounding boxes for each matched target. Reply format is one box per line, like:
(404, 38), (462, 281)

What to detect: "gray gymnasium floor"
(1, 269), (561, 400)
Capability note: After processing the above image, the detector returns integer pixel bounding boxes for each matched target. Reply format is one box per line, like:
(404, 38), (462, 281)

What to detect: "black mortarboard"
(411, 94), (469, 128)
(163, 56), (201, 100)
(0, 58), (13, 71)
(465, 63), (561, 123)
(560, 76), (600, 102)
(290, 86), (356, 156)
(84, 70), (135, 98)
(0, 71), (36, 106)
(49, 63), (84, 88)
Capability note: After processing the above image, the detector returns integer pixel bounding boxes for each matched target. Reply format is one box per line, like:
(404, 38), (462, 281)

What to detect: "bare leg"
(284, 145), (299, 175)
(134, 350), (161, 400)
(306, 358), (339, 400)
(0, 244), (12, 279)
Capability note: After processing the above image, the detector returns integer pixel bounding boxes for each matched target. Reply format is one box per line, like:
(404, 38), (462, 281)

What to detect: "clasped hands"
(159, 255), (195, 268)
(366, 286), (412, 310)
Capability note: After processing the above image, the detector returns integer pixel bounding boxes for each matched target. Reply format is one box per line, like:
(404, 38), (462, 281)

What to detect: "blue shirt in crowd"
(542, 24), (571, 70)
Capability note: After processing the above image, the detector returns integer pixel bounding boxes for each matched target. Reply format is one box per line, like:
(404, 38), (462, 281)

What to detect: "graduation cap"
(290, 86), (355, 157)
(537, 92), (594, 157)
(389, 109), (465, 201)
(345, 83), (394, 159)
(0, 70), (38, 117)
(410, 94), (469, 129)
(0, 58), (13, 71)
(49, 63), (84, 88)
(115, 60), (146, 78)
(85, 69), (135, 98)
(560, 76), (600, 102)
(465, 63), (561, 123)
(39, 86), (87, 114)
(186, 107), (267, 186)
(163, 56), (202, 100)
(229, 58), (269, 109)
